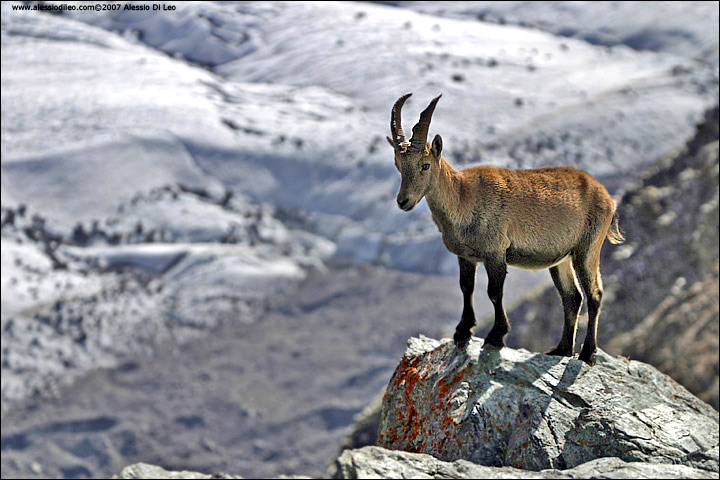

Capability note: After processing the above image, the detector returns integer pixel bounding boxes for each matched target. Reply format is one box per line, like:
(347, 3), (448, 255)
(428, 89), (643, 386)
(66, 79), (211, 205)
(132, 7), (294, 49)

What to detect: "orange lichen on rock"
(379, 343), (482, 457)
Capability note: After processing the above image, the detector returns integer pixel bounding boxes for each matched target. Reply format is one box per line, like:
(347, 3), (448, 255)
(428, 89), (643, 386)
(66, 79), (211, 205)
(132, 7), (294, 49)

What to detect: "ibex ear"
(431, 134), (443, 159)
(386, 136), (395, 148)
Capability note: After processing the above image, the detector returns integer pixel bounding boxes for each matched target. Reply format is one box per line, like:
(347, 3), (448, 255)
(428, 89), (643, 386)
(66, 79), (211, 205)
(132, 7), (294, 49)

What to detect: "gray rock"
(333, 446), (553, 478)
(116, 463), (311, 479)
(564, 456), (717, 479)
(333, 446), (716, 479)
(377, 336), (719, 472)
(116, 462), (241, 479)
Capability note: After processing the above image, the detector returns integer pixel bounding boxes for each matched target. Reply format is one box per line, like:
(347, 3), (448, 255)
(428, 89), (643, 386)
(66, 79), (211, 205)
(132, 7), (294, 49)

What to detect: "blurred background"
(1, 1), (718, 478)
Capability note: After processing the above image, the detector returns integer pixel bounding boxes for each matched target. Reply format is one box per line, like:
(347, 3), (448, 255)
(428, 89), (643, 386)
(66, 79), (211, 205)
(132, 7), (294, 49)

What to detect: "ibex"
(387, 93), (624, 364)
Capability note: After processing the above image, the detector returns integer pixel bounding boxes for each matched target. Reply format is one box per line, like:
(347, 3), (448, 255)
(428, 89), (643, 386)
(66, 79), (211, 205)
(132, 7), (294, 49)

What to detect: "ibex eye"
(422, 163), (430, 171)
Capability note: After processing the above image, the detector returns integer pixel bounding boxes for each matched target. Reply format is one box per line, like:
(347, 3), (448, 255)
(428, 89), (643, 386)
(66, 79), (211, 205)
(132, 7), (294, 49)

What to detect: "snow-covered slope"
(0, 190), (329, 407)
(387, 1), (720, 65)
(4, 1), (717, 275)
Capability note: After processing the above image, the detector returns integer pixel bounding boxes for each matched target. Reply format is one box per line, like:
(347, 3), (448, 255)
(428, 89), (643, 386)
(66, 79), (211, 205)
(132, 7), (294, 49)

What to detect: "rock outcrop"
(116, 462), (310, 479)
(117, 463), (241, 479)
(505, 106), (720, 409)
(119, 447), (719, 480)
(333, 446), (717, 479)
(118, 335), (719, 479)
(376, 336), (719, 473)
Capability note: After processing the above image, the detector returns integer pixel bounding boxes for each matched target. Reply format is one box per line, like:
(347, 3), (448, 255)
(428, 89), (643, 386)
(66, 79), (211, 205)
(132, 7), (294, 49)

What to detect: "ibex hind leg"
(546, 258), (583, 357)
(574, 251), (604, 365)
(454, 257), (477, 347)
(483, 256), (509, 349)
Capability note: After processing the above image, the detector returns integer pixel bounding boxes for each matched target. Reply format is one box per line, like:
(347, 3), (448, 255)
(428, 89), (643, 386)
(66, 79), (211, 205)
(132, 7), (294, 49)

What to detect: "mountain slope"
(7, 0), (714, 274)
(390, 1), (720, 65)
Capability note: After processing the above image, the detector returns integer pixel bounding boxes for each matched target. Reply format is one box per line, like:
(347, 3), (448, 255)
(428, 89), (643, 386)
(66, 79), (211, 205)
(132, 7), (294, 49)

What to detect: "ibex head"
(387, 93), (443, 211)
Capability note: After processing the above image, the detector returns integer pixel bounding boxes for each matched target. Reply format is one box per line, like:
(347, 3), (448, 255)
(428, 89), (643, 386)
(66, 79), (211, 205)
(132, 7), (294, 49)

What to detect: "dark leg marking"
(574, 253), (603, 365)
(483, 255), (509, 349)
(546, 259), (583, 357)
(454, 256), (477, 347)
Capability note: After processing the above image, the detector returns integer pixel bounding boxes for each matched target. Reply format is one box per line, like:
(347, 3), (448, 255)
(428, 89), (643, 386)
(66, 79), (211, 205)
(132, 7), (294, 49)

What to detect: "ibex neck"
(426, 158), (472, 226)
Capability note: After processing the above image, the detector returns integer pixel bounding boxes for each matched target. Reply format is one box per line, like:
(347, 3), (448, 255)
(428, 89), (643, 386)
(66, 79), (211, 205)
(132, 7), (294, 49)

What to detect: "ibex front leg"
(483, 255), (510, 348)
(453, 257), (477, 347)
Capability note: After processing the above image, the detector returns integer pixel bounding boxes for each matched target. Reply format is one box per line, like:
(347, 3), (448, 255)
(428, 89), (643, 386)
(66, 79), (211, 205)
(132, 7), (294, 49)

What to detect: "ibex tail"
(607, 210), (625, 244)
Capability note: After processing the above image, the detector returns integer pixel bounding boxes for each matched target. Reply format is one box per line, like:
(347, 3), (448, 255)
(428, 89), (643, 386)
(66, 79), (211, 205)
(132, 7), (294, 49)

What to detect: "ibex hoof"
(578, 349), (596, 366)
(546, 346), (574, 357)
(453, 331), (471, 348)
(483, 335), (505, 350)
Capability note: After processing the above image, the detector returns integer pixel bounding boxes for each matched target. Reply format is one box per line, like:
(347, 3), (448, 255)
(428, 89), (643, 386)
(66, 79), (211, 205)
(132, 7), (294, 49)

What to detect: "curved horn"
(391, 93), (413, 145)
(410, 94), (442, 149)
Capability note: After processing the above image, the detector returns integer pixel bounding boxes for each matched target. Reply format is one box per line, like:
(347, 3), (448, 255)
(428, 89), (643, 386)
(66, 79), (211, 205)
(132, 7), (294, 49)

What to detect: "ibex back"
(387, 93), (624, 364)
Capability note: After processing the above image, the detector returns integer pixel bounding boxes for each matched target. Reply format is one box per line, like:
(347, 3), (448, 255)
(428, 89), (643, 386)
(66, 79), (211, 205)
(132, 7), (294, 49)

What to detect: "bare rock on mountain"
(117, 462), (241, 479)
(116, 462), (311, 479)
(333, 446), (717, 479)
(606, 265), (719, 411)
(376, 336), (719, 472)
(504, 106), (720, 409)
